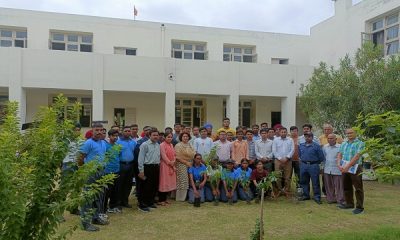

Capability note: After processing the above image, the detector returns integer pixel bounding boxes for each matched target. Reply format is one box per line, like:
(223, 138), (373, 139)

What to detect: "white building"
(0, 0), (399, 131)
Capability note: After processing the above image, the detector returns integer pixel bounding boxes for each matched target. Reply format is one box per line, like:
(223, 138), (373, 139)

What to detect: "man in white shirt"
(194, 127), (214, 159)
(214, 130), (232, 164)
(255, 128), (274, 172)
(272, 127), (294, 196)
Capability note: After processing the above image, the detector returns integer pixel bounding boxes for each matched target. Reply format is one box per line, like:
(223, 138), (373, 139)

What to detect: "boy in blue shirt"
(220, 159), (238, 204)
(234, 158), (253, 203)
(188, 153), (207, 205)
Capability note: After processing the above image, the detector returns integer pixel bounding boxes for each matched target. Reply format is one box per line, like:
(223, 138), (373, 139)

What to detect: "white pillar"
(164, 60), (176, 128)
(92, 55), (104, 122)
(226, 93), (239, 128)
(281, 95), (296, 129)
(8, 48), (26, 124)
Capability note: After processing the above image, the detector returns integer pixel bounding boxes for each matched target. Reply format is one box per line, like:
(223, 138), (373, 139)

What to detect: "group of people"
(63, 118), (366, 232)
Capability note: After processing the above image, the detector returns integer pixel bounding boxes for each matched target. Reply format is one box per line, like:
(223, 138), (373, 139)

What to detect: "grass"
(60, 181), (400, 240)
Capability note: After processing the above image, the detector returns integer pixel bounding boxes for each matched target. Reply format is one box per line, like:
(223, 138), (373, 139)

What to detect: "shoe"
(321, 193), (327, 198)
(98, 213), (108, 220)
(92, 218), (109, 225)
(149, 204), (157, 209)
(298, 197), (311, 201)
(314, 199), (322, 205)
(121, 203), (132, 208)
(337, 203), (354, 209)
(82, 223), (100, 232)
(138, 206), (150, 213)
(327, 201), (337, 204)
(352, 208), (364, 215)
(107, 208), (121, 213)
(115, 208), (122, 213)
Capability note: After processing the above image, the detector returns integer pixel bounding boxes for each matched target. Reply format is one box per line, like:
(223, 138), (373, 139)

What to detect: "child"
(220, 159), (238, 204)
(188, 153), (207, 206)
(250, 161), (269, 202)
(235, 158), (253, 203)
(205, 156), (223, 205)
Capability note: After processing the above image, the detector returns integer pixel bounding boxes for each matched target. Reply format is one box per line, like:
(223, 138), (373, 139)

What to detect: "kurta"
(159, 141), (177, 192)
(174, 142), (196, 191)
(231, 140), (249, 164)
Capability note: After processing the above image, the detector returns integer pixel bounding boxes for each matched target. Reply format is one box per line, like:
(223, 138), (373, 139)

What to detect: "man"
(260, 122), (268, 129)
(172, 123), (181, 144)
(116, 126), (137, 208)
(337, 128), (365, 215)
(194, 127), (214, 158)
(184, 125), (192, 135)
(299, 132), (325, 204)
(217, 118), (236, 136)
(231, 130), (249, 166)
(251, 124), (261, 141)
(131, 124), (141, 141)
(78, 122), (108, 232)
(273, 124), (282, 138)
(189, 126), (200, 147)
(214, 130), (232, 164)
(272, 127), (294, 196)
(226, 131), (234, 142)
(255, 128), (274, 172)
(267, 128), (275, 141)
(133, 126), (152, 198)
(299, 123), (320, 145)
(204, 122), (217, 141)
(137, 129), (161, 212)
(290, 126), (300, 186)
(246, 130), (257, 167)
(323, 134), (344, 205)
(319, 123), (343, 146)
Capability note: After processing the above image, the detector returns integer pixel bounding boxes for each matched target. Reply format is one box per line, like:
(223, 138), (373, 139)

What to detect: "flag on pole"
(134, 5), (138, 17)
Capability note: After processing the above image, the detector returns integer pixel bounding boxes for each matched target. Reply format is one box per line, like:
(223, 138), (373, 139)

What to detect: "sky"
(0, 0), (363, 35)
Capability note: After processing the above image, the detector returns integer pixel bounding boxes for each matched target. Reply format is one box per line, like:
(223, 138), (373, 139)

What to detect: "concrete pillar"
(8, 48), (26, 124)
(164, 60), (176, 128)
(226, 93), (239, 128)
(281, 95), (296, 129)
(92, 55), (104, 121)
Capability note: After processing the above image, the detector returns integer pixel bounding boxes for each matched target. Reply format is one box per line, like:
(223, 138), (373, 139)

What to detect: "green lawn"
(61, 181), (400, 240)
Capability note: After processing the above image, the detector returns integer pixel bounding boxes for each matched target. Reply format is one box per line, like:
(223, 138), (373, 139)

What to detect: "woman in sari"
(174, 132), (195, 201)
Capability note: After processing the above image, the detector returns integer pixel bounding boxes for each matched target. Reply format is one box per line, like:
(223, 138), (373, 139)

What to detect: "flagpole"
(134, 5), (136, 21)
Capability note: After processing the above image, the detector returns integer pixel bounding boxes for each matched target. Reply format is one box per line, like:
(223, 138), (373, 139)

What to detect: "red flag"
(134, 5), (138, 16)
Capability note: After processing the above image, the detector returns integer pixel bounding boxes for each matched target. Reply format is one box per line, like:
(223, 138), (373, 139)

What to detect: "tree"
(299, 42), (400, 133)
(0, 95), (113, 240)
(355, 111), (400, 184)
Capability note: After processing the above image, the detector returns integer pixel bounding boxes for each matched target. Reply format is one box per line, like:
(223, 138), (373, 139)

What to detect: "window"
(51, 96), (92, 127)
(114, 47), (137, 56)
(368, 12), (400, 56)
(271, 58), (289, 65)
(0, 28), (27, 48)
(223, 100), (254, 127)
(223, 45), (257, 63)
(171, 41), (207, 60)
(175, 99), (205, 127)
(0, 95), (8, 123)
(50, 31), (93, 52)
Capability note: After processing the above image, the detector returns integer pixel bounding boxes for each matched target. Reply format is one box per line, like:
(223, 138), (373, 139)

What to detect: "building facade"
(0, 0), (399, 131)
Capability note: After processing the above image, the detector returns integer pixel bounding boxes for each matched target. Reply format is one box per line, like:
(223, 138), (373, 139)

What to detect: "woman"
(158, 132), (176, 206)
(234, 158), (253, 202)
(174, 132), (195, 201)
(188, 153), (207, 205)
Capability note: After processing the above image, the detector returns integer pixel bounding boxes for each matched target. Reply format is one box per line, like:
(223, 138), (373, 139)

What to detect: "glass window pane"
(372, 31), (384, 45)
(14, 39), (24, 48)
(387, 41), (399, 55)
(183, 52), (193, 59)
(233, 55), (242, 62)
(81, 97), (92, 104)
(81, 35), (92, 43)
(80, 44), (92, 52)
(387, 25), (399, 40)
(243, 55), (253, 62)
(68, 35), (78, 42)
(67, 44), (78, 51)
(51, 42), (65, 50)
(1, 30), (12, 38)
(195, 45), (204, 51)
(126, 49), (136, 55)
(183, 100), (191, 106)
(372, 19), (384, 31)
(183, 44), (192, 50)
(172, 43), (181, 50)
(244, 48), (253, 54)
(194, 100), (203, 106)
(52, 33), (64, 41)
(16, 31), (27, 38)
(234, 48), (242, 53)
(175, 100), (180, 105)
(223, 54), (231, 61)
(223, 47), (231, 53)
(67, 97), (78, 103)
(194, 52), (205, 60)
(387, 15), (399, 25)
(174, 51), (182, 59)
(0, 40), (12, 47)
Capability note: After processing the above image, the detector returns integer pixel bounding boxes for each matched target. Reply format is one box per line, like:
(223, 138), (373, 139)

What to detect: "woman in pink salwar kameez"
(158, 132), (176, 206)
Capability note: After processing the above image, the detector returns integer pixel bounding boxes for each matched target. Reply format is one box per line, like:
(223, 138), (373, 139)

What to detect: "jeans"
(204, 182), (219, 202)
(220, 185), (238, 202)
(237, 185), (253, 201)
(81, 170), (105, 225)
(188, 187), (205, 203)
(300, 162), (321, 200)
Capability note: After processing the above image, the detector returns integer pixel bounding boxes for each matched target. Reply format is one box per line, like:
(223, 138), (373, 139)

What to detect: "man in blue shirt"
(78, 122), (108, 232)
(116, 126), (137, 208)
(299, 132), (325, 204)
